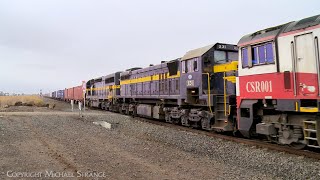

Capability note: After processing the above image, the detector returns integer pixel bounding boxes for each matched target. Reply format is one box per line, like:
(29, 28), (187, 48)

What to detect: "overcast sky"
(0, 0), (319, 94)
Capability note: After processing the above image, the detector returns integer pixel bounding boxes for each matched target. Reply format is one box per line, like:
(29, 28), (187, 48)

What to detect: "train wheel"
(165, 113), (172, 123)
(289, 142), (306, 150)
(201, 118), (211, 131)
(172, 118), (181, 125)
(125, 108), (129, 115)
(181, 115), (190, 127)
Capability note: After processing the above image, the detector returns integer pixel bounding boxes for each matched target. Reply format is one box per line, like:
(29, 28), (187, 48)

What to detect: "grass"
(0, 95), (45, 107)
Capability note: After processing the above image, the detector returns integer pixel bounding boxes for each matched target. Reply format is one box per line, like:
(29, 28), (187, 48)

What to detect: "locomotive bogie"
(256, 113), (317, 147)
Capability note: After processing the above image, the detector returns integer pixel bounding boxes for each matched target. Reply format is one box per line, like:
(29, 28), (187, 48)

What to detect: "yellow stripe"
(300, 107), (318, 113)
(213, 61), (238, 73)
(86, 85), (120, 91)
(223, 76), (236, 83)
(120, 71), (180, 85)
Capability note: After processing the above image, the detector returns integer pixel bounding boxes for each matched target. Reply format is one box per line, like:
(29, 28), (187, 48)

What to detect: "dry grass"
(0, 95), (45, 107)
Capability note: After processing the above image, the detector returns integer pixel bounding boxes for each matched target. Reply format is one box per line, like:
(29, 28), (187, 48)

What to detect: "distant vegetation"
(0, 91), (27, 96)
(0, 95), (45, 107)
(0, 91), (10, 96)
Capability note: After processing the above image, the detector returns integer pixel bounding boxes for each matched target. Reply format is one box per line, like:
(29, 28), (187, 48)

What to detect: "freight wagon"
(64, 86), (83, 103)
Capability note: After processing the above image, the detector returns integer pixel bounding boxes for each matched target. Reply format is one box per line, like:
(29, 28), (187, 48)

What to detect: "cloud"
(0, 0), (319, 94)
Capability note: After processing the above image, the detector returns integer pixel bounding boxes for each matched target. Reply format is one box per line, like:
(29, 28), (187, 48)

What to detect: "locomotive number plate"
(186, 80), (194, 86)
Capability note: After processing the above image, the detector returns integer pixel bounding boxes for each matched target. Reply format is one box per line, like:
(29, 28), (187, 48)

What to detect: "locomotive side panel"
(278, 25), (320, 99)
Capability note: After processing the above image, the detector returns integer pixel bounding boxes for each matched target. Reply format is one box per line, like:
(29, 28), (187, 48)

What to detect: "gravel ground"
(118, 118), (320, 179)
(0, 98), (319, 179)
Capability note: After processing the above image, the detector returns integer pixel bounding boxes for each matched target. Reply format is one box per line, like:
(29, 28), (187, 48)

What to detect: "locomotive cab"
(180, 43), (238, 131)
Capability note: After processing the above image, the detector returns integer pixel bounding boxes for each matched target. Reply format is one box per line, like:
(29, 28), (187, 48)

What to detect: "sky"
(0, 0), (319, 94)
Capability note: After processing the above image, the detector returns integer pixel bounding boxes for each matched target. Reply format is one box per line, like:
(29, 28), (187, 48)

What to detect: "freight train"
(53, 14), (320, 149)
(51, 86), (83, 103)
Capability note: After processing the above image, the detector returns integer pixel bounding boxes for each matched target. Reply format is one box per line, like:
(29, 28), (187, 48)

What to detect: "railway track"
(129, 116), (320, 160)
(84, 104), (320, 160)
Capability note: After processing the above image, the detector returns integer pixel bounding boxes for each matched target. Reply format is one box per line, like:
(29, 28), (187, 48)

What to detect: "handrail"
(314, 37), (320, 96)
(223, 72), (227, 116)
(202, 73), (213, 114)
(291, 41), (297, 96)
(212, 61), (239, 117)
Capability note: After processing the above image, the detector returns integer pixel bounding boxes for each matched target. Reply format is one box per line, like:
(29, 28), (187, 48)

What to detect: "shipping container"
(73, 85), (83, 101)
(64, 85), (83, 102)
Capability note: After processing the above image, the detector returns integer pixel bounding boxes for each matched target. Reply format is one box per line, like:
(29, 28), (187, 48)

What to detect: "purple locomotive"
(85, 72), (121, 109)
(51, 90), (64, 100)
(86, 43), (238, 131)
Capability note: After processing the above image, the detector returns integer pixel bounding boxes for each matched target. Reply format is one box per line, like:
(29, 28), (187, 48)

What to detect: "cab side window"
(182, 61), (186, 73)
(182, 57), (199, 73)
(252, 42), (274, 65)
(242, 48), (248, 67)
(242, 42), (274, 68)
(193, 58), (198, 71)
(187, 59), (193, 72)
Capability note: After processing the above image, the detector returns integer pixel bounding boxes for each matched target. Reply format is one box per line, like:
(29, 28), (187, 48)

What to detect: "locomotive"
(82, 14), (320, 149)
(51, 90), (64, 100)
(237, 14), (320, 148)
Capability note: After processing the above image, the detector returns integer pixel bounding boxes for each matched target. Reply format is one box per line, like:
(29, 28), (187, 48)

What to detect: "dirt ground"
(0, 98), (318, 180)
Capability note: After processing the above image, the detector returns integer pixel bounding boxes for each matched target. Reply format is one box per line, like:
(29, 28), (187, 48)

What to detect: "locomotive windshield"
(228, 51), (238, 61)
(214, 51), (238, 64)
(214, 51), (226, 64)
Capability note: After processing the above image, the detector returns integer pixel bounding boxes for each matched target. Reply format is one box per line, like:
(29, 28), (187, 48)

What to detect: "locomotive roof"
(181, 44), (214, 61)
(237, 23), (288, 47)
(125, 67), (142, 71)
(104, 71), (121, 79)
(181, 45), (214, 60)
(94, 77), (103, 82)
(238, 14), (320, 47)
(181, 43), (236, 60)
(282, 14), (320, 33)
(104, 73), (114, 79)
(120, 58), (180, 76)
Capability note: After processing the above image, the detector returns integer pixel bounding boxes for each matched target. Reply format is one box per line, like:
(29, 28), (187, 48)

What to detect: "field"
(0, 95), (45, 107)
